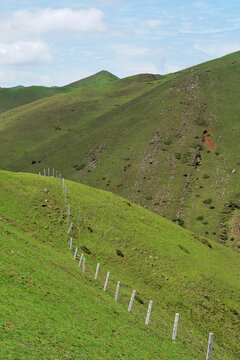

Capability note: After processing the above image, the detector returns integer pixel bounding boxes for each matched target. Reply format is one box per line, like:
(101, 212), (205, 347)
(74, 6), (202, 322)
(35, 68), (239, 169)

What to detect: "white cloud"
(194, 42), (240, 57)
(0, 41), (51, 65)
(113, 44), (149, 56)
(0, 8), (105, 41)
(146, 19), (168, 28)
(192, 1), (210, 9)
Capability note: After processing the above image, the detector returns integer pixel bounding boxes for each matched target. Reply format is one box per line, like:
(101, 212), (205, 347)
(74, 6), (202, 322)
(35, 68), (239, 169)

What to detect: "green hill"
(0, 86), (71, 113)
(65, 70), (119, 88)
(0, 52), (239, 247)
(0, 170), (240, 359)
(0, 71), (119, 113)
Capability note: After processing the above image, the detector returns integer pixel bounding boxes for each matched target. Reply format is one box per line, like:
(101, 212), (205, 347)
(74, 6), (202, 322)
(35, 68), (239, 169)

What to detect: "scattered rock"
(232, 169), (237, 174)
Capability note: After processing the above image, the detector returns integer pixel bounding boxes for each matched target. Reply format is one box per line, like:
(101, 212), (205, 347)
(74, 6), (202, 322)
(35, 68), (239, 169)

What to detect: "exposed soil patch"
(203, 128), (216, 151)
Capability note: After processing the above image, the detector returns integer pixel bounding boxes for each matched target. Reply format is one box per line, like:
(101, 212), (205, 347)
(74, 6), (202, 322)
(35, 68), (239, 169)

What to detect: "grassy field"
(1, 170), (239, 359)
(0, 52), (239, 247)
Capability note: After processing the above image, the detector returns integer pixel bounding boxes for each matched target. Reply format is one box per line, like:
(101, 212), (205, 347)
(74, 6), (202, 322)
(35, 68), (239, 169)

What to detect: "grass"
(0, 52), (239, 248)
(0, 170), (240, 359)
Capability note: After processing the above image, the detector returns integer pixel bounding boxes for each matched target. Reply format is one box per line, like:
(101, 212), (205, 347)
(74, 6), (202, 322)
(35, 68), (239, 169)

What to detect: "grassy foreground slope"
(0, 52), (240, 246)
(0, 170), (240, 359)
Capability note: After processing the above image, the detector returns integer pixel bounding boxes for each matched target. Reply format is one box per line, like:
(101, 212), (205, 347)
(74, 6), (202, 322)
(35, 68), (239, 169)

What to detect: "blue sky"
(0, 0), (239, 86)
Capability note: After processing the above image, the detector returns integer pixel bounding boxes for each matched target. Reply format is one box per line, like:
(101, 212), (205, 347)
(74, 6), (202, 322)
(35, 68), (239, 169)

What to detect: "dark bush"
(203, 198), (212, 204)
(116, 249), (124, 257)
(196, 215), (204, 221)
(81, 246), (92, 255)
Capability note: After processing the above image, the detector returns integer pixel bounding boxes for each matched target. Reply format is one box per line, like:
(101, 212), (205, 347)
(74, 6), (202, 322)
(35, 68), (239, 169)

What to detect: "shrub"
(116, 249), (124, 257)
(175, 153), (181, 160)
(164, 140), (172, 145)
(203, 198), (212, 204)
(203, 174), (210, 179)
(196, 215), (204, 221)
(173, 218), (185, 227)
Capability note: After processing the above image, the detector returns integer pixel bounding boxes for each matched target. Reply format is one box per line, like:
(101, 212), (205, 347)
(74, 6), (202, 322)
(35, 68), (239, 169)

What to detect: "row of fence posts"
(39, 167), (214, 360)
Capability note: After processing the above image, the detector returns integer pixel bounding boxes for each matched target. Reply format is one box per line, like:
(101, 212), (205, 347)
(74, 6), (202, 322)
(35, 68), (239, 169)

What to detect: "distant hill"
(0, 71), (119, 113)
(0, 52), (239, 247)
(65, 70), (119, 88)
(1, 170), (239, 359)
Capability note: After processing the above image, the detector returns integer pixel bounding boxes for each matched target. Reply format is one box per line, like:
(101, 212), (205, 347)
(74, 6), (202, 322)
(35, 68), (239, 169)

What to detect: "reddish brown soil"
(203, 133), (216, 151)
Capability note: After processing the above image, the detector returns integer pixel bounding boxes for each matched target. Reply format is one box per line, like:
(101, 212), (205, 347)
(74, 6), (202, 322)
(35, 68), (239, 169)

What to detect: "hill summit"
(65, 70), (119, 88)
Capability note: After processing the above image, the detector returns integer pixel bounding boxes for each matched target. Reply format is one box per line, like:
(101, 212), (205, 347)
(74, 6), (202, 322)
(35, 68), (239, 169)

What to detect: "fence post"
(73, 247), (78, 260)
(63, 178), (64, 187)
(94, 263), (100, 280)
(206, 333), (213, 360)
(69, 237), (72, 250)
(59, 173), (61, 184)
(78, 253), (83, 267)
(103, 271), (110, 291)
(115, 281), (120, 301)
(128, 290), (136, 312)
(53, 168), (54, 177)
(44, 169), (46, 176)
(68, 222), (73, 234)
(172, 313), (179, 340)
(65, 185), (67, 198)
(48, 168), (50, 176)
(145, 300), (153, 325)
(56, 171), (58, 179)
(68, 204), (70, 218)
(82, 257), (85, 273)
(39, 172), (41, 175)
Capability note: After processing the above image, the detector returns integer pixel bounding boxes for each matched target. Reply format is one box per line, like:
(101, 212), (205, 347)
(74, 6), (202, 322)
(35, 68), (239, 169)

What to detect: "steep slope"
(0, 52), (239, 247)
(0, 170), (239, 359)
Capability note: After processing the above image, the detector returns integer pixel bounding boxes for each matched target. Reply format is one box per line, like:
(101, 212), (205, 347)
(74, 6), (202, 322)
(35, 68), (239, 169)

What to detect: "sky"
(0, 0), (239, 87)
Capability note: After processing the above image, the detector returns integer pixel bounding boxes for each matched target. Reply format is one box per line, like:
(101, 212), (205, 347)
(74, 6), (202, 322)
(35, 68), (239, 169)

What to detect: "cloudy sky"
(0, 0), (239, 87)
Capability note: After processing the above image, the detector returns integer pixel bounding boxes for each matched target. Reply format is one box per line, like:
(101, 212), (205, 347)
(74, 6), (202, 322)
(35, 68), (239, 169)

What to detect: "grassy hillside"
(0, 52), (239, 247)
(0, 170), (240, 359)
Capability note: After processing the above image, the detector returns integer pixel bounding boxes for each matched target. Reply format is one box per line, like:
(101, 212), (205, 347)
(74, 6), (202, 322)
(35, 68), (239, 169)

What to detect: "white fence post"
(128, 290), (136, 312)
(172, 313), (179, 340)
(94, 263), (100, 280)
(53, 168), (54, 177)
(206, 333), (213, 360)
(115, 281), (120, 301)
(69, 237), (72, 250)
(68, 222), (73, 234)
(59, 173), (61, 184)
(82, 257), (85, 273)
(39, 172), (41, 175)
(44, 169), (46, 176)
(48, 168), (50, 176)
(145, 300), (153, 325)
(73, 247), (78, 260)
(56, 171), (58, 179)
(103, 271), (110, 291)
(78, 253), (83, 267)
(65, 185), (67, 197)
